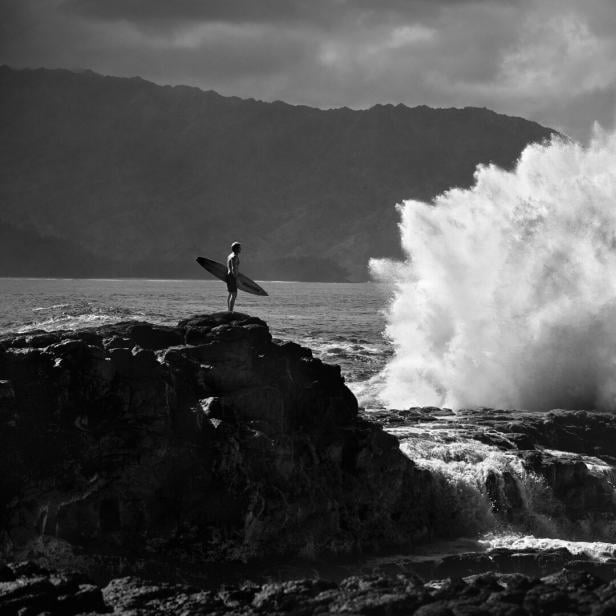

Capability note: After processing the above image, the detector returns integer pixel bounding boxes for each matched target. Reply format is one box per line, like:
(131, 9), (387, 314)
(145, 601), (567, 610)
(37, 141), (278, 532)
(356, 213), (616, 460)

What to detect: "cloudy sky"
(1, 0), (615, 142)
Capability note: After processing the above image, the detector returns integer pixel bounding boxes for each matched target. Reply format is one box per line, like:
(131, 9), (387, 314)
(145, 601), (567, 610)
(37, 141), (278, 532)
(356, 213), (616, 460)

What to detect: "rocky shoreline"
(366, 406), (616, 543)
(0, 313), (440, 578)
(2, 559), (616, 615)
(2, 313), (616, 614)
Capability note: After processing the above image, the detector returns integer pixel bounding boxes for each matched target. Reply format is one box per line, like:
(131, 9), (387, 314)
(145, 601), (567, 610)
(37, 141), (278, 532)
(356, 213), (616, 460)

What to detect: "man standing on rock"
(226, 242), (241, 312)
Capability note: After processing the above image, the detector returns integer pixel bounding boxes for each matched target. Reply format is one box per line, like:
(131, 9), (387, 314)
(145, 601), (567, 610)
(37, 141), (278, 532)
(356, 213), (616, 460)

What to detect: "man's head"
(231, 242), (241, 254)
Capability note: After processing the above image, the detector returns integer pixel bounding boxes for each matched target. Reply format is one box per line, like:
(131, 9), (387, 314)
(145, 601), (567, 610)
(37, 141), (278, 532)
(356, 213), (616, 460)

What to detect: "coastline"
(2, 313), (616, 613)
(0, 312), (435, 576)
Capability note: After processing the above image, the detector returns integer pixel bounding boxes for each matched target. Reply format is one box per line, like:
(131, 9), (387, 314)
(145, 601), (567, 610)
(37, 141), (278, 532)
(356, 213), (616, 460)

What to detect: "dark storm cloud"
(63, 0), (320, 25)
(62, 0), (522, 26)
(1, 0), (614, 142)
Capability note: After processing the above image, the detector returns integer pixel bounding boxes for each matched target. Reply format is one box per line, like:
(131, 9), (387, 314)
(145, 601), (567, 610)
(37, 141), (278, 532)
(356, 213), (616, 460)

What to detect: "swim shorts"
(226, 273), (238, 293)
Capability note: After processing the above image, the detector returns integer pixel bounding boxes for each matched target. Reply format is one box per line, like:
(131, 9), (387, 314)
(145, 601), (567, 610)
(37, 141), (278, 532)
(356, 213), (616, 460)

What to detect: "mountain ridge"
(0, 66), (556, 281)
(8, 64), (548, 120)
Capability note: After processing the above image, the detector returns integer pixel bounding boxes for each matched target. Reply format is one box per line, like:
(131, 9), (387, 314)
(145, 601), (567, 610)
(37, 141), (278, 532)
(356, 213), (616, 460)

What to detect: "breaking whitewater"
(2, 128), (616, 577)
(368, 127), (616, 412)
(360, 127), (616, 573)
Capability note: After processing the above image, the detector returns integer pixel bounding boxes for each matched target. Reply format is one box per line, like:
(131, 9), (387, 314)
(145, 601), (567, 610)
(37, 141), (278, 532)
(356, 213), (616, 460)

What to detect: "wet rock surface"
(0, 313), (439, 578)
(0, 561), (105, 615)
(99, 569), (616, 615)
(365, 407), (616, 542)
(370, 547), (616, 583)
(2, 560), (616, 615)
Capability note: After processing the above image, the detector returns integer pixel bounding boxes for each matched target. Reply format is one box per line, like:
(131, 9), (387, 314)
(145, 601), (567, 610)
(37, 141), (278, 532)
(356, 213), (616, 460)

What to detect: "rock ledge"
(0, 313), (436, 577)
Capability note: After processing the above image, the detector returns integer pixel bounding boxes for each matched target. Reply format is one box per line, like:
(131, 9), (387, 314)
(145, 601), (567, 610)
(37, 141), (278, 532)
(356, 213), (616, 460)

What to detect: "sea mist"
(371, 129), (616, 411)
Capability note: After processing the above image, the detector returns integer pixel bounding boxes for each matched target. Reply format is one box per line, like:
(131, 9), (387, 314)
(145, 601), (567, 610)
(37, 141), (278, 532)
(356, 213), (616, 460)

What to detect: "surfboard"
(196, 257), (268, 296)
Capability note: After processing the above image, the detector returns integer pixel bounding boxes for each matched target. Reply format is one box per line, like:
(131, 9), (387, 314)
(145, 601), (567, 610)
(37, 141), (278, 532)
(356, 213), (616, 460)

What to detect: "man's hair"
(231, 242), (241, 252)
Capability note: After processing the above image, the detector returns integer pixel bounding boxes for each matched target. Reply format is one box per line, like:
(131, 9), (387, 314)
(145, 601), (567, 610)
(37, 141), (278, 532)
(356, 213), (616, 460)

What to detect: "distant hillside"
(0, 66), (556, 281)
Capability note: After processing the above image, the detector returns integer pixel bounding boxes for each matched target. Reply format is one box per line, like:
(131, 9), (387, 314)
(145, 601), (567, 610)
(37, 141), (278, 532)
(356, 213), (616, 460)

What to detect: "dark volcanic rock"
(0, 313), (437, 576)
(476, 411), (616, 535)
(400, 547), (616, 583)
(363, 406), (616, 541)
(5, 562), (616, 615)
(501, 410), (616, 459)
(0, 562), (106, 615)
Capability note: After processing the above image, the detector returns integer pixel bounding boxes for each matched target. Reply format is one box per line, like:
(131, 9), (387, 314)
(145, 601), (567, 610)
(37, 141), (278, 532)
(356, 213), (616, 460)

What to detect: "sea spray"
(371, 129), (616, 411)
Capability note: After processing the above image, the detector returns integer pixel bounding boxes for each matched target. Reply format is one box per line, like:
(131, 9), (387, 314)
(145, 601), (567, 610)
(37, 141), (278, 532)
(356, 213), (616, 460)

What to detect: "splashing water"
(390, 420), (616, 542)
(371, 129), (616, 411)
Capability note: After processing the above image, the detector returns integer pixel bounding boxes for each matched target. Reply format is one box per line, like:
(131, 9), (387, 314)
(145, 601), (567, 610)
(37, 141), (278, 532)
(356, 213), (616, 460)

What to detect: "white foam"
(16, 313), (135, 333)
(480, 533), (616, 562)
(371, 128), (616, 411)
(31, 303), (71, 312)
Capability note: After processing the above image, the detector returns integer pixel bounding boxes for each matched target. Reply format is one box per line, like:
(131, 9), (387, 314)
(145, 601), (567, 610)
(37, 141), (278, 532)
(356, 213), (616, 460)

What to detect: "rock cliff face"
(0, 313), (436, 577)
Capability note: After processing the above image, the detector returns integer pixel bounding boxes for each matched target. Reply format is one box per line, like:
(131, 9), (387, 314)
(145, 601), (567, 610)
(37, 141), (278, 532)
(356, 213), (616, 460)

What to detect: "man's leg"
(229, 291), (237, 312)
